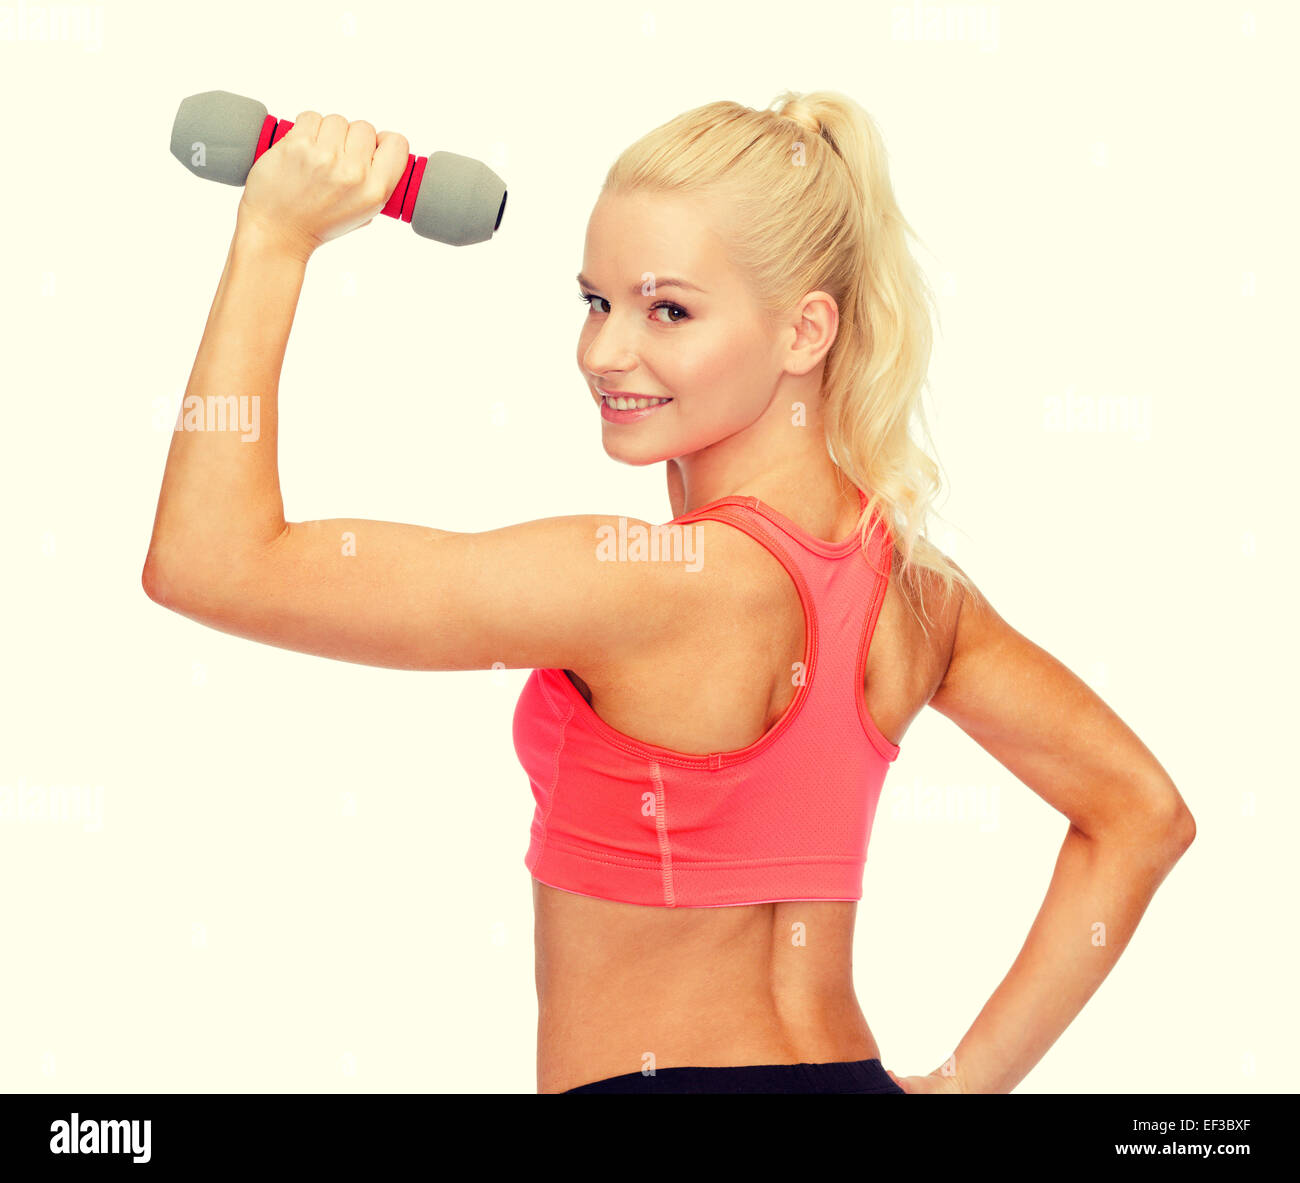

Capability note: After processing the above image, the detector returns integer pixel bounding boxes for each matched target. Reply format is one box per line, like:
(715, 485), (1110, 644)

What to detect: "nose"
(579, 312), (636, 378)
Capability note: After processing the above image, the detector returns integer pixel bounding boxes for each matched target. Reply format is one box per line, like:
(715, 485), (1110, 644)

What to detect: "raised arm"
(916, 571), (1195, 1094)
(142, 111), (721, 675)
(143, 110), (410, 571)
(144, 510), (721, 674)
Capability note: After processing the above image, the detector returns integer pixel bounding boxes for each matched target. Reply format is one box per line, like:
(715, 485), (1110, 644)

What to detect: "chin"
(601, 437), (673, 467)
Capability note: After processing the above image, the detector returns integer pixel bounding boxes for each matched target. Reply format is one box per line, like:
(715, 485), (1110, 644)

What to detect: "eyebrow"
(576, 272), (706, 295)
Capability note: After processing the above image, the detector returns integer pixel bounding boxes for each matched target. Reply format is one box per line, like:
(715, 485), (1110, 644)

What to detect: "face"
(576, 189), (788, 466)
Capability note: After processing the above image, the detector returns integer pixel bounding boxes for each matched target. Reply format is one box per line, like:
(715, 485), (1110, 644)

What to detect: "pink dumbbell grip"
(253, 113), (424, 223)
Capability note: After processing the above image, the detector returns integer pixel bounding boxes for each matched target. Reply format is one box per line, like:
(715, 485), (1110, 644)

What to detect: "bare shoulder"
(565, 515), (807, 751)
(883, 545), (969, 703)
(572, 514), (794, 677)
(689, 514), (796, 596)
(640, 514), (802, 659)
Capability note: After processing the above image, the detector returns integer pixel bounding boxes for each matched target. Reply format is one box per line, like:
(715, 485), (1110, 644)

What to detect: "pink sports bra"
(512, 486), (899, 908)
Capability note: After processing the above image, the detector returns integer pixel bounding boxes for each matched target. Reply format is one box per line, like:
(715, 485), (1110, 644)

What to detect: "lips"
(598, 391), (674, 423)
(596, 386), (670, 400)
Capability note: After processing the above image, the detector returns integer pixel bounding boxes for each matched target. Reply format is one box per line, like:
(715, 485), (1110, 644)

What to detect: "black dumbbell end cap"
(410, 152), (507, 246)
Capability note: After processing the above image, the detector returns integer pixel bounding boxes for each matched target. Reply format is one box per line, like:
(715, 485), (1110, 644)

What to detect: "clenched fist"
(237, 111), (410, 261)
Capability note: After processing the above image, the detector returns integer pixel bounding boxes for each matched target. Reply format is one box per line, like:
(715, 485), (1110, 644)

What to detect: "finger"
(345, 119), (377, 165)
(373, 130), (412, 202)
(290, 110), (322, 141)
(317, 113), (348, 151)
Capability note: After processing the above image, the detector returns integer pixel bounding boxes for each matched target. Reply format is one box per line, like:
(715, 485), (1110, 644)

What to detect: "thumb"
(373, 129), (412, 206)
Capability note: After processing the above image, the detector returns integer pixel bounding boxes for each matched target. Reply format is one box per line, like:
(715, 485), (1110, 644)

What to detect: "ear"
(786, 290), (839, 375)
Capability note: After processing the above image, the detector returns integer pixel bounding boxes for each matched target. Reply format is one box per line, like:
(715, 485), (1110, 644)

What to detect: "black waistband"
(564, 1057), (904, 1094)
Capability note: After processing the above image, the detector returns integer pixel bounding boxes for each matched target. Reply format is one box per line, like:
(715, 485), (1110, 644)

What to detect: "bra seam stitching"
(650, 760), (676, 907)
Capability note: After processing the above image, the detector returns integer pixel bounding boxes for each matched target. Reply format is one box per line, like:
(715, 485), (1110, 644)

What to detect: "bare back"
(534, 512), (959, 1093)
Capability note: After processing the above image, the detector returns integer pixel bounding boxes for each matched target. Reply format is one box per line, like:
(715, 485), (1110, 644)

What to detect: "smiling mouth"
(600, 392), (673, 410)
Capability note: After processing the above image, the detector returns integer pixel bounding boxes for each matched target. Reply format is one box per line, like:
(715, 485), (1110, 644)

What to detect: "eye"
(577, 291), (689, 324)
(651, 301), (689, 324)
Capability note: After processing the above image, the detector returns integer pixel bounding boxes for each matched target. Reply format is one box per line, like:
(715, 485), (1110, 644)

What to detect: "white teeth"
(604, 395), (670, 411)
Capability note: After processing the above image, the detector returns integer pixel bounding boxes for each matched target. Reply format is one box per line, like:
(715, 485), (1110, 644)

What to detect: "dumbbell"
(170, 89), (507, 247)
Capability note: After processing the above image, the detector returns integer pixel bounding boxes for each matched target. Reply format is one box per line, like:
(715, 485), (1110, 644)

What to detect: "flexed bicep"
(144, 512), (718, 675)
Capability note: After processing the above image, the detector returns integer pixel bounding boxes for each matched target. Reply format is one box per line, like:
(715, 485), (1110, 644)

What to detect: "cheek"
(673, 335), (769, 417)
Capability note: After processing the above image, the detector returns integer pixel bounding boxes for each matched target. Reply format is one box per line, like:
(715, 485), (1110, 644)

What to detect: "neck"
(667, 393), (861, 539)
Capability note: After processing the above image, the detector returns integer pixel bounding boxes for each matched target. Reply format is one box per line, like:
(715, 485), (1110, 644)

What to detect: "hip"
(538, 1001), (885, 1093)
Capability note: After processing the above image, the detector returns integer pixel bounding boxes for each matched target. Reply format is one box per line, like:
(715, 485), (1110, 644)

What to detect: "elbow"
(141, 551), (171, 606)
(1167, 803), (1196, 852)
(1086, 779), (1196, 856)
(1143, 788), (1196, 857)
(141, 547), (196, 610)
(142, 543), (254, 620)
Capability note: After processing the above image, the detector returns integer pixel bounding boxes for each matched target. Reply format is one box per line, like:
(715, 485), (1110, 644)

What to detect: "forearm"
(947, 819), (1191, 1094)
(144, 209), (308, 589)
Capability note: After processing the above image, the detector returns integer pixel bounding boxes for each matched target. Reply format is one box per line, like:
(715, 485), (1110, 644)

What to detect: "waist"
(532, 880), (882, 1092)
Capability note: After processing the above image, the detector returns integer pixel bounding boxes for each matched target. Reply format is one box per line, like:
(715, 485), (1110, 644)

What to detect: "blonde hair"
(602, 89), (980, 633)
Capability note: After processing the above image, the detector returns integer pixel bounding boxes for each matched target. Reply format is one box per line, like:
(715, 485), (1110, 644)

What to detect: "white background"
(0, 0), (1294, 1093)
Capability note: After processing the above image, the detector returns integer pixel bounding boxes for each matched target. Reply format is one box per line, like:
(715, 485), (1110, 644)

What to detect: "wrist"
(930, 1060), (972, 1094)
(234, 202), (317, 267)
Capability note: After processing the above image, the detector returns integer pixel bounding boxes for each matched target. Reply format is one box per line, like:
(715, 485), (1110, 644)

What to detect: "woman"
(142, 89), (1195, 1094)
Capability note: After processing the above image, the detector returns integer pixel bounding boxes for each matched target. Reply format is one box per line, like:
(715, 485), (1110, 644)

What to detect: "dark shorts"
(563, 1057), (907, 1094)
